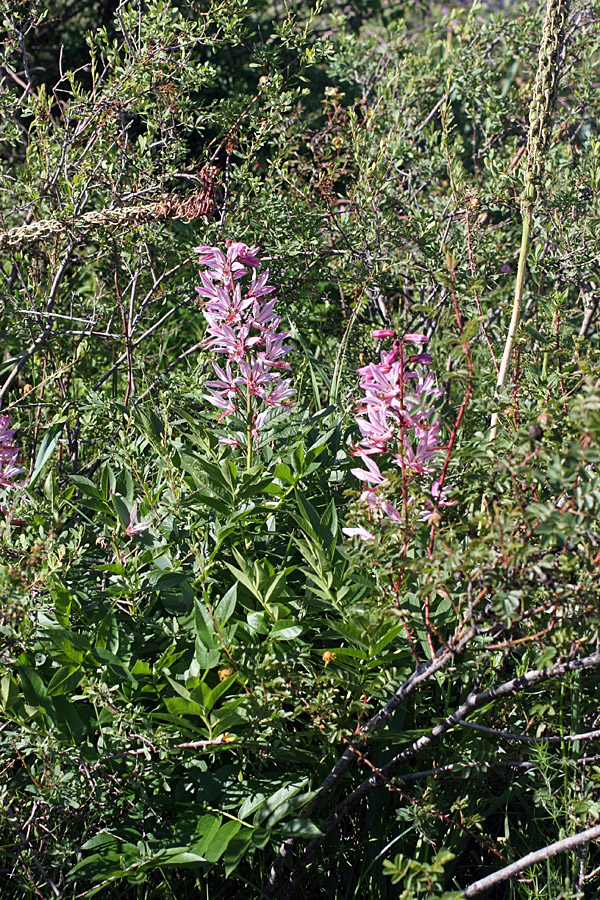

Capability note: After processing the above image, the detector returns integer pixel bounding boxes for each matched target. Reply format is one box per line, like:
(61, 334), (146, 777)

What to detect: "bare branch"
(9, 807), (60, 898)
(265, 625), (475, 895)
(92, 300), (189, 391)
(0, 244), (74, 402)
(95, 734), (234, 765)
(277, 651), (600, 900)
(463, 823), (600, 897)
(457, 720), (600, 744)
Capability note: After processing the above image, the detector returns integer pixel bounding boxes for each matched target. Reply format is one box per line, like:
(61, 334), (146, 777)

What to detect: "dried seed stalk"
(0, 166), (218, 252)
(490, 0), (570, 439)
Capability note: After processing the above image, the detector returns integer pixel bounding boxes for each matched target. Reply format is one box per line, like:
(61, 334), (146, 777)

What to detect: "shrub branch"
(276, 650), (600, 900)
(463, 823), (600, 897)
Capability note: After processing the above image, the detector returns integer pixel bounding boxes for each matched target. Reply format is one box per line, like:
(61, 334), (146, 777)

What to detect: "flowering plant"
(0, 412), (24, 492)
(194, 241), (295, 467)
(344, 330), (453, 541)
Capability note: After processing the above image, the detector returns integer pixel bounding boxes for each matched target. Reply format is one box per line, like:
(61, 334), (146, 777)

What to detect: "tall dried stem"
(490, 0), (570, 440)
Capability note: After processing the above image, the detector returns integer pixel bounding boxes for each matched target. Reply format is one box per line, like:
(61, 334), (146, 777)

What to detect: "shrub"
(2, 1), (600, 898)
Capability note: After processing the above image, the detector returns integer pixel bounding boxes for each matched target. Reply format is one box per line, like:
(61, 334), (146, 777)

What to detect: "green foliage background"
(2, 0), (600, 897)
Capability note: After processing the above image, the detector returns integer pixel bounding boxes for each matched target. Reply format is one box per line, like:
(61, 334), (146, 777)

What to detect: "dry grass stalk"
(0, 165), (218, 252)
(490, 0), (570, 440)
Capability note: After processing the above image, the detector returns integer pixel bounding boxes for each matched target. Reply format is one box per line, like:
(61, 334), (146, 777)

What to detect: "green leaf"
(54, 695), (85, 743)
(238, 793), (266, 820)
(112, 494), (132, 529)
(42, 628), (89, 663)
(164, 696), (206, 717)
(18, 665), (56, 723)
(70, 475), (104, 501)
(195, 644), (221, 669)
(195, 599), (218, 650)
(92, 648), (137, 684)
(81, 832), (122, 851)
(222, 828), (254, 876)
(188, 490), (230, 516)
(0, 674), (19, 710)
(214, 583), (238, 626)
(273, 462), (294, 484)
(192, 673), (237, 713)
(263, 569), (288, 606)
(280, 819), (323, 837)
(155, 848), (207, 866)
(96, 608), (120, 654)
(29, 421), (65, 487)
(225, 557), (261, 602)
(203, 820), (242, 863)
(51, 584), (73, 627)
(47, 665), (82, 695)
(268, 620), (303, 641)
(253, 782), (307, 826)
(190, 813), (222, 857)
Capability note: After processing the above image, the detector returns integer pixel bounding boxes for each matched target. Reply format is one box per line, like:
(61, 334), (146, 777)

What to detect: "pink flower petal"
(403, 333), (428, 345)
(342, 525), (375, 542)
(372, 329), (396, 339)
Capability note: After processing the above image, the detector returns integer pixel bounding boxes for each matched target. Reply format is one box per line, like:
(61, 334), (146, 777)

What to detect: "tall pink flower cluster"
(343, 331), (453, 542)
(0, 413), (24, 490)
(194, 241), (295, 453)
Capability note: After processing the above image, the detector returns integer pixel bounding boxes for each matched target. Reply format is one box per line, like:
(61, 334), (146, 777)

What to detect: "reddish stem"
(392, 574), (420, 665)
(466, 210), (498, 372)
(428, 257), (473, 557)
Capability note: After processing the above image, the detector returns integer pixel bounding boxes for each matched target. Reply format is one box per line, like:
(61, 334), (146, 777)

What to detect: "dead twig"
(275, 650), (600, 900)
(456, 721), (600, 744)
(264, 625), (475, 896)
(463, 822), (600, 897)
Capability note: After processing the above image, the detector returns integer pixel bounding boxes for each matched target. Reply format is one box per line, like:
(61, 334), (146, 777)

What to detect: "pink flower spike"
(378, 345), (401, 368)
(360, 485), (383, 510)
(342, 525), (375, 542)
(253, 409), (269, 438)
(195, 242), (296, 437)
(346, 323), (445, 530)
(248, 269), (276, 299)
(204, 389), (238, 416)
(266, 379), (296, 407)
(0, 411), (23, 490)
(194, 246), (226, 272)
(372, 329), (396, 340)
(0, 416), (16, 443)
(0, 462), (25, 488)
(258, 332), (293, 368)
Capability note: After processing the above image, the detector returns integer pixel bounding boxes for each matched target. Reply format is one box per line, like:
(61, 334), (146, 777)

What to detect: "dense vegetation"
(2, 0), (600, 897)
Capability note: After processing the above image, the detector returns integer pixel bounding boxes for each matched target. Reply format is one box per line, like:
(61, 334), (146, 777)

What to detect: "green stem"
(489, 200), (533, 441)
(246, 388), (253, 470)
